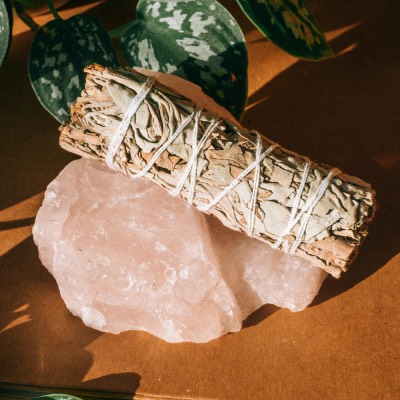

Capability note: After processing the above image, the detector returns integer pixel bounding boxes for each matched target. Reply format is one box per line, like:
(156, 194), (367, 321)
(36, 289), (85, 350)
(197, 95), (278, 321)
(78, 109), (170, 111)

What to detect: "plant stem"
(14, 3), (40, 31)
(47, 0), (62, 20)
(108, 21), (135, 39)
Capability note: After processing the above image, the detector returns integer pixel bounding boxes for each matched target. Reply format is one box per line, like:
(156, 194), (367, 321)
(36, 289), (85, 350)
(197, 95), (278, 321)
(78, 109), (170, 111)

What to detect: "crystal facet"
(33, 158), (327, 343)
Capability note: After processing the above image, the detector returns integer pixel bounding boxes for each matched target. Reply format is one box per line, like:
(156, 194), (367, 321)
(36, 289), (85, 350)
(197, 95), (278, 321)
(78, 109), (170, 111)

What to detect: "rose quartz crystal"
(33, 158), (327, 343)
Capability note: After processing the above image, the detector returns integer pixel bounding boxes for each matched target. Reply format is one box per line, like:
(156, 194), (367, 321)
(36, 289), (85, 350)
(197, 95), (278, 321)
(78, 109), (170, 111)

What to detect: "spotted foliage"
(236, 0), (333, 60)
(120, 0), (248, 119)
(32, 395), (82, 400)
(29, 15), (119, 122)
(0, 0), (13, 66)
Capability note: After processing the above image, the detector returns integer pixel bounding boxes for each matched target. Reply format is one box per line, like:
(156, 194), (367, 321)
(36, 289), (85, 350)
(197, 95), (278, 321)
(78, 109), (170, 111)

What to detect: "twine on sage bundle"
(59, 64), (376, 278)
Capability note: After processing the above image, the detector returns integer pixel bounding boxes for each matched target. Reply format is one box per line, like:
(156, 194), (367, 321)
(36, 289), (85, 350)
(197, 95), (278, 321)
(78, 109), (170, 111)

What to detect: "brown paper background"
(0, 1), (399, 399)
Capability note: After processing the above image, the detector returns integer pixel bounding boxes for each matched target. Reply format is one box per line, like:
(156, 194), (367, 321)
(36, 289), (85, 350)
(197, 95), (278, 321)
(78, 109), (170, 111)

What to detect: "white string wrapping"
(105, 75), (158, 169)
(168, 109), (202, 197)
(272, 156), (311, 251)
(131, 105), (202, 180)
(289, 167), (341, 253)
(273, 166), (341, 254)
(172, 127), (275, 238)
(170, 116), (221, 204)
(198, 140), (279, 214)
(188, 119), (217, 205)
(247, 132), (263, 237)
(106, 77), (339, 252)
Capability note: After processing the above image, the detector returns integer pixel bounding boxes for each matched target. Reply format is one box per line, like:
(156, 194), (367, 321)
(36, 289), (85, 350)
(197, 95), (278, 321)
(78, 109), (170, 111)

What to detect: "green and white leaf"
(0, 0), (13, 66)
(120, 0), (248, 119)
(32, 394), (82, 400)
(29, 14), (119, 122)
(236, 0), (333, 60)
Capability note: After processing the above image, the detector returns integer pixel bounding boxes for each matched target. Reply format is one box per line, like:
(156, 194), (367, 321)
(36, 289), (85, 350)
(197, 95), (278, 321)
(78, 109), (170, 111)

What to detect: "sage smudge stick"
(59, 64), (376, 278)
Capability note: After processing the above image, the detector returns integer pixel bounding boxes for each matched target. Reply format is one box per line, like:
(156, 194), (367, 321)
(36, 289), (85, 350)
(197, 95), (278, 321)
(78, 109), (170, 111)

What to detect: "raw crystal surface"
(33, 158), (327, 343)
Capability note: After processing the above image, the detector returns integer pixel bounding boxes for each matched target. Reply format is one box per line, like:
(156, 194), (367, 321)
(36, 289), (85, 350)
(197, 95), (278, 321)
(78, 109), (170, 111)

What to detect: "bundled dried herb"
(59, 64), (376, 278)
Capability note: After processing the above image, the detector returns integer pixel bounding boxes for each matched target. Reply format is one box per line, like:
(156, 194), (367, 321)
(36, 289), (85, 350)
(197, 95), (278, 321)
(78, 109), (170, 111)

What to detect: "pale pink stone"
(33, 158), (326, 343)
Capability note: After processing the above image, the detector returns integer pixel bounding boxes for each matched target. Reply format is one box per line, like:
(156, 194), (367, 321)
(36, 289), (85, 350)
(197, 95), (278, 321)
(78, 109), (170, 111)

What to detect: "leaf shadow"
(0, 237), (99, 384)
(0, 217), (36, 231)
(0, 236), (143, 396)
(58, 0), (140, 30)
(81, 372), (141, 395)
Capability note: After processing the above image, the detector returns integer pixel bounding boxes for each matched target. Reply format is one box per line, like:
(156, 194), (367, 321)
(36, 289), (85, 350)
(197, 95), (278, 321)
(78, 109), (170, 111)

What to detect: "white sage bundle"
(59, 64), (376, 278)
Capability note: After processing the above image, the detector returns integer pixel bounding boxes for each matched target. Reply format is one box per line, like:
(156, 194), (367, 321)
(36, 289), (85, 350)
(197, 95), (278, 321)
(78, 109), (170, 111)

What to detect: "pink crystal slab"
(33, 158), (327, 343)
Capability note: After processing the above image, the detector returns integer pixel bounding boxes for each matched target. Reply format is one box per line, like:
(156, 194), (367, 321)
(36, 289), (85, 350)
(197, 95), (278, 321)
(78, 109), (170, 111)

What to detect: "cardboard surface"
(0, 1), (399, 399)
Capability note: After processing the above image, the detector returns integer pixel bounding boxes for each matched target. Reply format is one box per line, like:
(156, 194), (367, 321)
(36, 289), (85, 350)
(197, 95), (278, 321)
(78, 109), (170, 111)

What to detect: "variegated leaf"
(28, 15), (119, 122)
(236, 0), (333, 60)
(33, 395), (82, 400)
(0, 0), (13, 66)
(120, 0), (248, 119)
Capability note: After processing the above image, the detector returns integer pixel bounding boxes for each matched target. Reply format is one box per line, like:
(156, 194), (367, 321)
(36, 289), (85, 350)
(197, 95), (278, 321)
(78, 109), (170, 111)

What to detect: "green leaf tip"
(120, 0), (248, 119)
(0, 0), (13, 66)
(28, 14), (119, 122)
(236, 0), (334, 60)
(32, 394), (83, 400)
